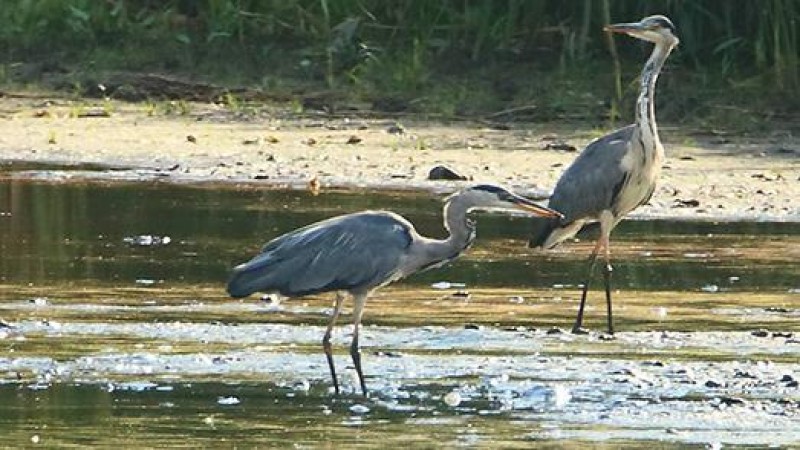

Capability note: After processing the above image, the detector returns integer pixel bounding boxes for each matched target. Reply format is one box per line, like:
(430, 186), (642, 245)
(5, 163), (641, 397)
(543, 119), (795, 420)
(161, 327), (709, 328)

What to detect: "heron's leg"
(593, 215), (615, 335)
(572, 239), (602, 334)
(349, 292), (369, 396)
(601, 235), (614, 334)
(323, 292), (346, 395)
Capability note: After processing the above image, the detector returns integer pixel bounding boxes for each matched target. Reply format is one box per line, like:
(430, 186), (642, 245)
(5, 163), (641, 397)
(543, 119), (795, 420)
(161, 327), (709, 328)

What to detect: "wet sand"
(0, 95), (798, 221)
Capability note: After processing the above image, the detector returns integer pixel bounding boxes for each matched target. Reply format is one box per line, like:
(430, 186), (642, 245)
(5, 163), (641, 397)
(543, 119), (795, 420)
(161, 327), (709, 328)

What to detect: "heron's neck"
(635, 41), (673, 147)
(443, 198), (476, 247)
(424, 197), (476, 265)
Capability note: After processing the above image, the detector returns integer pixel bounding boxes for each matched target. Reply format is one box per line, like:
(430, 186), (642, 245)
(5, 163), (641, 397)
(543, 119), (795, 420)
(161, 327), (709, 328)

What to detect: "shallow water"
(1, 178), (797, 290)
(0, 176), (798, 448)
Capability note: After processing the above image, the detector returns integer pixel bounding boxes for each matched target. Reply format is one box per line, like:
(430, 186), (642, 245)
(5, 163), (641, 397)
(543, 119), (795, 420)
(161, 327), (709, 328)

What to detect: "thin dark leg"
(572, 243), (601, 334)
(603, 262), (614, 334)
(602, 235), (615, 334)
(350, 292), (369, 396)
(350, 334), (367, 396)
(322, 293), (346, 394)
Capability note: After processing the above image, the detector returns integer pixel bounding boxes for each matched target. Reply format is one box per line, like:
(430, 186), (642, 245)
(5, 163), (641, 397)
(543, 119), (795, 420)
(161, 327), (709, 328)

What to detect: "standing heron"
(227, 184), (561, 395)
(530, 15), (679, 334)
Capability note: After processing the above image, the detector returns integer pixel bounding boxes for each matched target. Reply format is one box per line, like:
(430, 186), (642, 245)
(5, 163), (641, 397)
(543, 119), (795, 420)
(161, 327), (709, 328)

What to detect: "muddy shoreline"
(0, 95), (798, 222)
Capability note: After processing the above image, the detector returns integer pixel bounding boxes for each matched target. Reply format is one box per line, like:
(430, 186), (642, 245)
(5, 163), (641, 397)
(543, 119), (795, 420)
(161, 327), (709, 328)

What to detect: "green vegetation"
(0, 0), (798, 129)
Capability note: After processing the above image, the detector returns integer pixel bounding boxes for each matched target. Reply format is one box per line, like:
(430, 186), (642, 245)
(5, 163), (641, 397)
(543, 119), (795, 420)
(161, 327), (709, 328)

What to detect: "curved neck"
(442, 197), (476, 250)
(419, 196), (476, 267)
(635, 41), (673, 143)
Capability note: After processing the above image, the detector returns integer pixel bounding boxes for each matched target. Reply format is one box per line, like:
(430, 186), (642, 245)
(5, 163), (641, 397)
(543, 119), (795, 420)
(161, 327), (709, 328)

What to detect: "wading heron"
(227, 184), (561, 395)
(530, 15), (679, 334)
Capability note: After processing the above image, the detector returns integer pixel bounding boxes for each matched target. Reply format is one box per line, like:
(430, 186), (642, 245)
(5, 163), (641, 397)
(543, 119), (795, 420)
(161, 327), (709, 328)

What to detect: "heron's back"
(530, 125), (635, 248)
(227, 211), (413, 298)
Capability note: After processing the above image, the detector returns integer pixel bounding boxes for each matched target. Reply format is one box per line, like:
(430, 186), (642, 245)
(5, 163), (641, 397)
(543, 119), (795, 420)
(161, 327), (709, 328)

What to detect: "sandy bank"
(0, 96), (797, 222)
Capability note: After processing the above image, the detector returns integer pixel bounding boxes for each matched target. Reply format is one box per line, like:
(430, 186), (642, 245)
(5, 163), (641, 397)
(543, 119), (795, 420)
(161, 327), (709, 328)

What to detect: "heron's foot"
(571, 326), (590, 335)
(358, 376), (368, 397)
(598, 332), (616, 341)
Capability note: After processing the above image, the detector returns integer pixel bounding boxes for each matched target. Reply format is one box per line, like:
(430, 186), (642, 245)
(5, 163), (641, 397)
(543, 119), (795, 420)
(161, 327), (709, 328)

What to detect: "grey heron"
(530, 15), (679, 334)
(227, 184), (561, 395)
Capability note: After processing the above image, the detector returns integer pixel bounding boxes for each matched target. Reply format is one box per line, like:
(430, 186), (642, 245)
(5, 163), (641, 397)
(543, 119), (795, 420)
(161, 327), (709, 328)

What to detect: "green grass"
(0, 1), (797, 130)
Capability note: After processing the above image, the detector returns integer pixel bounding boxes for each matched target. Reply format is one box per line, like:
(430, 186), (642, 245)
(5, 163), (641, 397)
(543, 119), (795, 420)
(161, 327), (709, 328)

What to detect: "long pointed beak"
(604, 22), (646, 34)
(510, 195), (563, 219)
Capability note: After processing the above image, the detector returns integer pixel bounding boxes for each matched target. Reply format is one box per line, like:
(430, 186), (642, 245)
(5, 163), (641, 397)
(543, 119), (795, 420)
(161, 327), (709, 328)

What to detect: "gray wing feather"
(227, 212), (412, 298)
(548, 125), (634, 222)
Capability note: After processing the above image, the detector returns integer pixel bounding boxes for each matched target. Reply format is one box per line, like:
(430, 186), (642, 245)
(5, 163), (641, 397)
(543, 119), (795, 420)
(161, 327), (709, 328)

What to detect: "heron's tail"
(528, 217), (560, 248)
(226, 268), (259, 298)
(226, 253), (276, 298)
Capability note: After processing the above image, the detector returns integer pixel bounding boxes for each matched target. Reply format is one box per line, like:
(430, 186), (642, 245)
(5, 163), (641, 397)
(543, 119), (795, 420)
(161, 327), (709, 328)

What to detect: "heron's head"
(455, 184), (562, 218)
(605, 15), (679, 48)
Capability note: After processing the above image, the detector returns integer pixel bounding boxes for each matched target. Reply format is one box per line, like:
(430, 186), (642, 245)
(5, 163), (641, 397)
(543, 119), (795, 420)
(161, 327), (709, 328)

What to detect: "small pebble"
(217, 396), (241, 405)
(386, 123), (405, 135)
(431, 281), (451, 289)
(642, 360), (664, 367)
(293, 380), (311, 392)
(349, 404), (370, 414)
(734, 370), (757, 379)
(428, 165), (466, 181)
(719, 396), (746, 406)
(123, 235), (171, 246)
(543, 141), (577, 152)
(373, 350), (403, 358)
(443, 391), (462, 407)
(431, 281), (466, 290)
(260, 294), (281, 305)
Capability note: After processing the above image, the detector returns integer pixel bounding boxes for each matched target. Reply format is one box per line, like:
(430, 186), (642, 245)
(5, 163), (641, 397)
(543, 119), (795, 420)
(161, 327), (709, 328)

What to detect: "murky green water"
(2, 179), (797, 290)
(1, 176), (798, 448)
